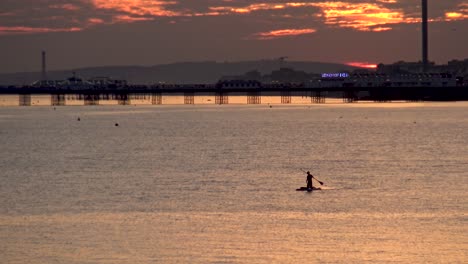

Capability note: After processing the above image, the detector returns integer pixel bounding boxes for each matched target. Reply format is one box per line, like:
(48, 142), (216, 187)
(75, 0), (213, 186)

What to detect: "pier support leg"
(184, 92), (195, 104)
(281, 91), (291, 104)
(51, 94), (66, 106)
(343, 90), (358, 103)
(406, 87), (423, 102)
(369, 88), (386, 102)
(311, 91), (325, 104)
(117, 93), (130, 105)
(247, 92), (261, 104)
(152, 93), (162, 105)
(101, 94), (110, 101)
(66, 94), (78, 101)
(215, 92), (229, 105)
(19, 94), (31, 106)
(84, 94), (100, 105)
(131, 94), (146, 101)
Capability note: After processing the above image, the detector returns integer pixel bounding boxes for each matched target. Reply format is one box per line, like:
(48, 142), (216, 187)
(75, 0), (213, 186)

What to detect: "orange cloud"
(33, 1), (468, 35)
(311, 1), (408, 31)
(113, 15), (154, 22)
(49, 4), (81, 11)
(88, 18), (105, 25)
(209, 2), (323, 14)
(209, 1), (424, 31)
(254, 28), (317, 39)
(3, 0), (466, 36)
(90, 0), (181, 17)
(446, 12), (464, 19)
(377, 0), (397, 3)
(247, 1), (466, 27)
(0, 26), (82, 35)
(372, 27), (392, 32)
(210, 3), (288, 14)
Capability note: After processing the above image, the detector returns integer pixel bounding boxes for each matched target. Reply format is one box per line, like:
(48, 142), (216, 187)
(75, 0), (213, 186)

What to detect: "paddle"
(313, 177), (324, 186)
(300, 168), (324, 185)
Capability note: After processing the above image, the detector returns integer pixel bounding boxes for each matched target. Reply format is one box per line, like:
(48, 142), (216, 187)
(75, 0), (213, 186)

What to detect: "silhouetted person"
(306, 171), (314, 189)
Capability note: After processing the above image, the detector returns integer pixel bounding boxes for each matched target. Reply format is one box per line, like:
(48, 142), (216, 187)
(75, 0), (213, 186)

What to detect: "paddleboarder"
(297, 169), (324, 191)
(306, 171), (314, 189)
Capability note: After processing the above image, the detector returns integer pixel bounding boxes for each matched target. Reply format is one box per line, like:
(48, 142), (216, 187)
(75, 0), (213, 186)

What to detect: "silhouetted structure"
(41, 51), (47, 81)
(422, 0), (429, 72)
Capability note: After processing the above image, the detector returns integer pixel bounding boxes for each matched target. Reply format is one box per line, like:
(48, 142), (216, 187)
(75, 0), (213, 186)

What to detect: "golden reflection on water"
(1, 211), (466, 263)
(1, 101), (467, 263)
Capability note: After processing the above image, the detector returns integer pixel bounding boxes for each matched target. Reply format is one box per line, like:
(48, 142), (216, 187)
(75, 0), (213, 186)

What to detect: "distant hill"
(0, 60), (357, 85)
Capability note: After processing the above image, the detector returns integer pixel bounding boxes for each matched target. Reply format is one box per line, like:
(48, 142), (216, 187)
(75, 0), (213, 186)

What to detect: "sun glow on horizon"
(346, 62), (378, 69)
(445, 3), (468, 21)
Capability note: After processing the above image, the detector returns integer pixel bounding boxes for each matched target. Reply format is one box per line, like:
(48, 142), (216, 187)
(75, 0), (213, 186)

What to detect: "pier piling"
(247, 92), (261, 104)
(281, 91), (291, 104)
(19, 94), (31, 106)
(84, 94), (99, 105)
(215, 92), (229, 105)
(116, 93), (130, 105)
(343, 90), (358, 103)
(184, 92), (195, 104)
(152, 93), (162, 105)
(311, 91), (325, 104)
(51, 94), (66, 106)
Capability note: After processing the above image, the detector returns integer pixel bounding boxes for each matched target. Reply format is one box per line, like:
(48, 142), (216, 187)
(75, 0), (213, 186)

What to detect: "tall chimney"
(422, 0), (428, 72)
(41, 51), (47, 80)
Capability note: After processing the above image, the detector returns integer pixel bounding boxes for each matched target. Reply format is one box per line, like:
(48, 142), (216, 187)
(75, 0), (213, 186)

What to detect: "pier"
(1, 84), (468, 106)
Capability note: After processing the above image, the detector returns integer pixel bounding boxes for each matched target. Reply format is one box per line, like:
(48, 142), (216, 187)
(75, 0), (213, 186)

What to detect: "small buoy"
(269, 105), (272, 108)
(115, 123), (119, 127)
(77, 117), (80, 121)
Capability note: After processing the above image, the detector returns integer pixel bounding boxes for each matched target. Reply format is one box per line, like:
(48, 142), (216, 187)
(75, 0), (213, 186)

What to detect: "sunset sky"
(0, 0), (467, 73)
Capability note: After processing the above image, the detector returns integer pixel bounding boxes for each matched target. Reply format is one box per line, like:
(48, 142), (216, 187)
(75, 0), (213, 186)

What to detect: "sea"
(0, 101), (467, 263)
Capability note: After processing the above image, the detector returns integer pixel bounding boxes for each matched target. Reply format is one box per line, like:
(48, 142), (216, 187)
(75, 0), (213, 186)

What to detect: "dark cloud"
(0, 0), (466, 32)
(0, 1), (466, 72)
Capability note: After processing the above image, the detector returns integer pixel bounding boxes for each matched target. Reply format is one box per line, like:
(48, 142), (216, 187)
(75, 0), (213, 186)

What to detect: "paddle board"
(296, 187), (321, 192)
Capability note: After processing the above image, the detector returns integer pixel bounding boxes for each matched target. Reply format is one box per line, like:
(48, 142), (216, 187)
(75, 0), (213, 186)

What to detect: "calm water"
(0, 103), (467, 263)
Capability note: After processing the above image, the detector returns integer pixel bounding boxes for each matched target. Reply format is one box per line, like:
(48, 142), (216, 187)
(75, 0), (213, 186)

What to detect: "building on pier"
(215, 80), (262, 89)
(305, 72), (458, 88)
(88, 77), (127, 88)
(31, 73), (128, 89)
